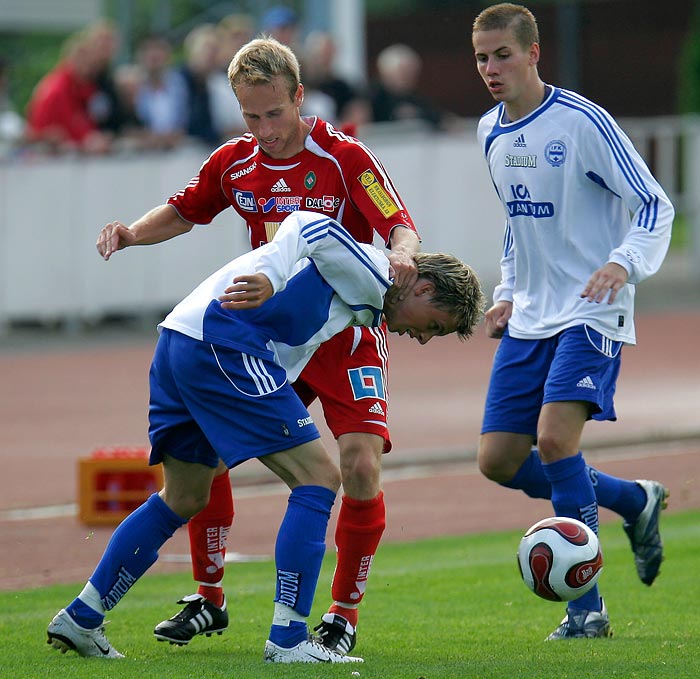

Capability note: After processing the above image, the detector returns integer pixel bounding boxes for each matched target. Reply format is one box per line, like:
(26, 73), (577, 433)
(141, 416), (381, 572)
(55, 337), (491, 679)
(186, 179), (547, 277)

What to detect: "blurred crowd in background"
(0, 5), (457, 159)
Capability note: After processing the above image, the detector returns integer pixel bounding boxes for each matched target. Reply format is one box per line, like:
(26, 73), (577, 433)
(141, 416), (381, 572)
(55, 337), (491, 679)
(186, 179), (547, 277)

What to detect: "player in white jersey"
(47, 210), (485, 662)
(95, 37), (420, 652)
(472, 4), (674, 640)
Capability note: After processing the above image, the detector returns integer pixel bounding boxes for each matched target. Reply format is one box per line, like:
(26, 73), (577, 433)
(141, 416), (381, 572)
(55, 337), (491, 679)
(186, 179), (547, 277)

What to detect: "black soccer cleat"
(153, 594), (228, 645)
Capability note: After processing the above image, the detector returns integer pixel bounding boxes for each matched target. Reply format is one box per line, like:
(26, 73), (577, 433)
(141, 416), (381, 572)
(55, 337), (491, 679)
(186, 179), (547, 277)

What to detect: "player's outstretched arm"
(96, 204), (194, 260)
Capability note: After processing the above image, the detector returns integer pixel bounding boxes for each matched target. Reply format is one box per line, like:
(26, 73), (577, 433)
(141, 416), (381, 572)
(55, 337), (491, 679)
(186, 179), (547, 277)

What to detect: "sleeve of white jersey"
(253, 211), (392, 317)
(588, 115), (675, 284)
(493, 220), (515, 304)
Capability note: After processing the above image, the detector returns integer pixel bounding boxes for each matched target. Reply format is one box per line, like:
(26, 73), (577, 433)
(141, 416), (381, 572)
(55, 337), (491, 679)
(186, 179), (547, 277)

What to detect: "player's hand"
(484, 300), (512, 339)
(219, 273), (273, 309)
(96, 221), (136, 260)
(580, 262), (628, 304)
(385, 250), (418, 303)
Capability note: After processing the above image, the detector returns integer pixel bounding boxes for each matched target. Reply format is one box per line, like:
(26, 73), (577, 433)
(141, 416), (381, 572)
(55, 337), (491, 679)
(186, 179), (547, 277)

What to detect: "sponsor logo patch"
(233, 189), (257, 212)
(305, 195), (340, 212)
(358, 169), (399, 217)
(505, 154), (537, 168)
(271, 178), (291, 192)
(258, 196), (301, 213)
(229, 162), (256, 180)
(348, 366), (386, 400)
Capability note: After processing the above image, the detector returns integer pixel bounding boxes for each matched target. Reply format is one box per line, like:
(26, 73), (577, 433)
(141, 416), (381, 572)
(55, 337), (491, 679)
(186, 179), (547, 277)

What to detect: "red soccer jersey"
(167, 116), (418, 248)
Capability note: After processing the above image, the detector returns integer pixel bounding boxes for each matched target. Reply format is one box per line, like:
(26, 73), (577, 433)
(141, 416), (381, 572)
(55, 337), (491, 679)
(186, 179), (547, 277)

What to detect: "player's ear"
(414, 279), (435, 296)
(529, 42), (540, 66)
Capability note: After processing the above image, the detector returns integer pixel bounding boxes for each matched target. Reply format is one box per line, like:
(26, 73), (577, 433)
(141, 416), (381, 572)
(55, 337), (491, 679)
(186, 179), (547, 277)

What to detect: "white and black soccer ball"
(517, 517), (603, 602)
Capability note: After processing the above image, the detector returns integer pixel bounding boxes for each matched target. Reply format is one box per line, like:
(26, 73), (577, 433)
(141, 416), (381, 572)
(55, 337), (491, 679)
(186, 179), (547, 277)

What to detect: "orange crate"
(78, 447), (163, 525)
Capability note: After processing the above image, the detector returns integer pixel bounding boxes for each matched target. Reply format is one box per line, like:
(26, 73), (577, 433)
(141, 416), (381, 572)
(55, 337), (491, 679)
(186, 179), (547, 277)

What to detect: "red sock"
(188, 471), (234, 608)
(330, 492), (386, 626)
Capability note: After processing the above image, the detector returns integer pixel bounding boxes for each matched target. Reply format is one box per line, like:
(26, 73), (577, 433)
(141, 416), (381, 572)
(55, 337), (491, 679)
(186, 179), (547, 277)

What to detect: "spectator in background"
(84, 19), (133, 137)
(0, 57), (25, 158)
(301, 31), (371, 130)
(111, 63), (153, 149)
(133, 34), (188, 149)
(260, 5), (300, 50)
(25, 30), (113, 154)
(369, 43), (444, 131)
(208, 14), (254, 139)
(179, 24), (221, 147)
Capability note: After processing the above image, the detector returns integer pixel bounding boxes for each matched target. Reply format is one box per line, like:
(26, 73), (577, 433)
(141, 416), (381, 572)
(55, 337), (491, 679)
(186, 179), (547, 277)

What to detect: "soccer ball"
(517, 517), (603, 602)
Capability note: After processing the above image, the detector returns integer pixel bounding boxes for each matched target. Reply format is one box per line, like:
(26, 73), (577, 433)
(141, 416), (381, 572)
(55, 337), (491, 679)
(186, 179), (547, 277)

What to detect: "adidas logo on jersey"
(368, 401), (385, 415)
(513, 133), (527, 148)
(271, 178), (291, 192)
(576, 376), (596, 390)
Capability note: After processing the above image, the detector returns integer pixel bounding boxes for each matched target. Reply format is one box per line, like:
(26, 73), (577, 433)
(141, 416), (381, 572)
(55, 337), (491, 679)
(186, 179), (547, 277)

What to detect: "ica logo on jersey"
(506, 183), (554, 219)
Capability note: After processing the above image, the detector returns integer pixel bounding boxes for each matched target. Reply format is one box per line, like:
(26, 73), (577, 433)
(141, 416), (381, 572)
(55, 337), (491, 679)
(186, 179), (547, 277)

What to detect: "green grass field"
(2, 510), (698, 679)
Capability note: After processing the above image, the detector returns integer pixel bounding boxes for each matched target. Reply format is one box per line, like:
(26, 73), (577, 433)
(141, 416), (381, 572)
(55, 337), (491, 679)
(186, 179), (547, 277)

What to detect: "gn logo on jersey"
(348, 366), (386, 401)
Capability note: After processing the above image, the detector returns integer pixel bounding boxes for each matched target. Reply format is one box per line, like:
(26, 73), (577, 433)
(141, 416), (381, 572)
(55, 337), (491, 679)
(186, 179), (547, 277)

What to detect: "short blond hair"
(472, 3), (539, 50)
(228, 36), (300, 99)
(415, 253), (485, 341)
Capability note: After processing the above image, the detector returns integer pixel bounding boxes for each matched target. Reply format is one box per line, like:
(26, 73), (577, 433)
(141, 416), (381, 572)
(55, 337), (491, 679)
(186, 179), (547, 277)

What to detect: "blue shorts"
(481, 324), (622, 437)
(148, 329), (320, 468)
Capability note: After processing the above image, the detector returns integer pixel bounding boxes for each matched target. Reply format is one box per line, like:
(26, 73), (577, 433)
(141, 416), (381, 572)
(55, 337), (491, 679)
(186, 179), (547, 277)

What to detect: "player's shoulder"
(211, 132), (257, 159)
(308, 117), (371, 159)
(477, 104), (501, 144)
(200, 133), (257, 173)
(553, 87), (616, 125)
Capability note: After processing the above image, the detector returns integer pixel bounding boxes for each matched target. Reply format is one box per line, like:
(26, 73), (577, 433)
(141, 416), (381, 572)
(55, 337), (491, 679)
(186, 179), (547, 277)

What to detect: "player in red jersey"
(96, 37), (420, 655)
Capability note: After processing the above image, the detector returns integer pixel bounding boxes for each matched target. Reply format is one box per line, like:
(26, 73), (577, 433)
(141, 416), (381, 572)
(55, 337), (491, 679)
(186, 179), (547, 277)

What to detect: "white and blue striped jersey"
(477, 86), (674, 344)
(159, 211), (392, 382)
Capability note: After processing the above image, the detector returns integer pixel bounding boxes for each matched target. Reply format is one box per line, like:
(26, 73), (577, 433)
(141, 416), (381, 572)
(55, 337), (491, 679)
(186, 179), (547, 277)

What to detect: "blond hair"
(414, 253), (485, 341)
(228, 36), (300, 99)
(472, 3), (539, 50)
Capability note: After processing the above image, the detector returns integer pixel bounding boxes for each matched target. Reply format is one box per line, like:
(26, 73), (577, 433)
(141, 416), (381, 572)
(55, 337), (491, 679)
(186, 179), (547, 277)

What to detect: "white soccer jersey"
(159, 211), (392, 383)
(477, 86), (674, 344)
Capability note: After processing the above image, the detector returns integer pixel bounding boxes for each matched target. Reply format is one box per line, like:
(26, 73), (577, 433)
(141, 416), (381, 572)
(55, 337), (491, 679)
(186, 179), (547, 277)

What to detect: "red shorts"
(294, 324), (392, 452)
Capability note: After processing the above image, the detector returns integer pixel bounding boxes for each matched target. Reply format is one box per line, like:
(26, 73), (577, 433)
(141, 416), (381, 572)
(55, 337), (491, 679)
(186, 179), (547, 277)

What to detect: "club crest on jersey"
(233, 189), (257, 212)
(545, 139), (567, 167)
(358, 169), (399, 217)
(348, 366), (386, 401)
(304, 171), (316, 189)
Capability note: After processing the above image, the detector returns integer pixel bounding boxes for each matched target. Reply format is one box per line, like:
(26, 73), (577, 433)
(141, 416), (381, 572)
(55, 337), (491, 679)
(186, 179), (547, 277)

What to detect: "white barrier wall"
(0, 132), (506, 329)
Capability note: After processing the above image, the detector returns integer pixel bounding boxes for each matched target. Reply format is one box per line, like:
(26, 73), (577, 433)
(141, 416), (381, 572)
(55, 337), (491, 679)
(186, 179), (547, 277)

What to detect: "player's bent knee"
(161, 487), (211, 519)
(477, 447), (520, 484)
(339, 452), (381, 495)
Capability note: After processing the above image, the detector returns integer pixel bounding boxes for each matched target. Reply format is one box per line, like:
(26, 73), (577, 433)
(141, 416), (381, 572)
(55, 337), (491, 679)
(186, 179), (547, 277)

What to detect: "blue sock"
(269, 485), (336, 648)
(502, 450), (552, 499)
(542, 453), (601, 612)
(66, 493), (187, 626)
(505, 450), (646, 523)
(587, 467), (646, 523)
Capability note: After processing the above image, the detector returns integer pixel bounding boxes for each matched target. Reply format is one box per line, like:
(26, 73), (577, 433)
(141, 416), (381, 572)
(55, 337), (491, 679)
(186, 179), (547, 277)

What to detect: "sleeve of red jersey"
(341, 140), (420, 246)
(166, 149), (232, 225)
